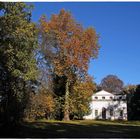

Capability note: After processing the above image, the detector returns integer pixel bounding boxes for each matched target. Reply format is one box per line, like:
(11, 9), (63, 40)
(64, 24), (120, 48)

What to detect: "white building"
(84, 90), (127, 120)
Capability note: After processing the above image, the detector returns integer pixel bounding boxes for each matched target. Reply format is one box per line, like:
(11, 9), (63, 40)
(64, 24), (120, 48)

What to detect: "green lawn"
(1, 120), (140, 138)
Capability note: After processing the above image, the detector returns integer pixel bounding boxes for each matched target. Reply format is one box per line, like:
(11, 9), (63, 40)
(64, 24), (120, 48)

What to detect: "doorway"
(102, 107), (106, 119)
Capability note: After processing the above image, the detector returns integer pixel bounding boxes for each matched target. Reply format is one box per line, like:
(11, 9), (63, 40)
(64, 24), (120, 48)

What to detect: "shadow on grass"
(1, 121), (140, 138)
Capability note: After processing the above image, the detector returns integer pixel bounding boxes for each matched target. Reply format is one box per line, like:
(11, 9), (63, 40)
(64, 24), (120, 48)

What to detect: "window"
(102, 96), (105, 99)
(95, 97), (98, 99)
(122, 96), (126, 101)
(110, 108), (113, 116)
(110, 97), (113, 100)
(95, 110), (98, 116)
(120, 110), (123, 117)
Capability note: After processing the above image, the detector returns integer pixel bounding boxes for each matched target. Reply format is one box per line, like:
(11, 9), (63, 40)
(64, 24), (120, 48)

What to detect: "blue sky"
(31, 2), (140, 85)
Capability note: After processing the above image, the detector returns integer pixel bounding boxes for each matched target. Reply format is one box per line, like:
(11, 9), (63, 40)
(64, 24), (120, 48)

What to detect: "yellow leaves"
(25, 89), (56, 120)
(40, 16), (50, 34)
(69, 77), (96, 117)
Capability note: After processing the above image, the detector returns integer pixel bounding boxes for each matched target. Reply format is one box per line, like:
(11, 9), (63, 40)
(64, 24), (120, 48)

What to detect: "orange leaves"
(74, 77), (96, 95)
(39, 9), (100, 79)
(24, 88), (56, 120)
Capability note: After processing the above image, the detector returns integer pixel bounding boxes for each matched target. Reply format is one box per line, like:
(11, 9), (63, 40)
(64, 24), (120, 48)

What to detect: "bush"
(24, 88), (56, 120)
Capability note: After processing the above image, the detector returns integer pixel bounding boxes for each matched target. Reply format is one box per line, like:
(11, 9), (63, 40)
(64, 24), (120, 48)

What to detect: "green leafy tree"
(0, 2), (38, 124)
(69, 77), (96, 119)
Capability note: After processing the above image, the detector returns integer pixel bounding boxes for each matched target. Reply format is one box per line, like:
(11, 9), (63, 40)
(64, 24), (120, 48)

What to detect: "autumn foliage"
(39, 9), (99, 77)
(100, 75), (124, 93)
(39, 9), (100, 120)
(70, 77), (96, 119)
(24, 88), (56, 120)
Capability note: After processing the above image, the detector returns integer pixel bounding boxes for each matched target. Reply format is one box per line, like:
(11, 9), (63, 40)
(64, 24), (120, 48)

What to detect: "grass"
(1, 120), (140, 138)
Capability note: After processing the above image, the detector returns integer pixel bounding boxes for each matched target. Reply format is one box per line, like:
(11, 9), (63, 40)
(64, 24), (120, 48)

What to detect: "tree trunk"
(63, 78), (70, 121)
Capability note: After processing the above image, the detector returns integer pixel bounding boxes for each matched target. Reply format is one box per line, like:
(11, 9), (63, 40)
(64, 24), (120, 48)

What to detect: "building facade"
(84, 90), (127, 120)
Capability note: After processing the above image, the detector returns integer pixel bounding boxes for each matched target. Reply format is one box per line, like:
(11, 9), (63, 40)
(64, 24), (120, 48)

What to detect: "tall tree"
(0, 2), (37, 125)
(39, 9), (100, 120)
(100, 75), (124, 93)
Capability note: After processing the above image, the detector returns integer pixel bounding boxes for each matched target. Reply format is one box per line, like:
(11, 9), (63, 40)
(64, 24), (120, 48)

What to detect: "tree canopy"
(100, 75), (124, 93)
